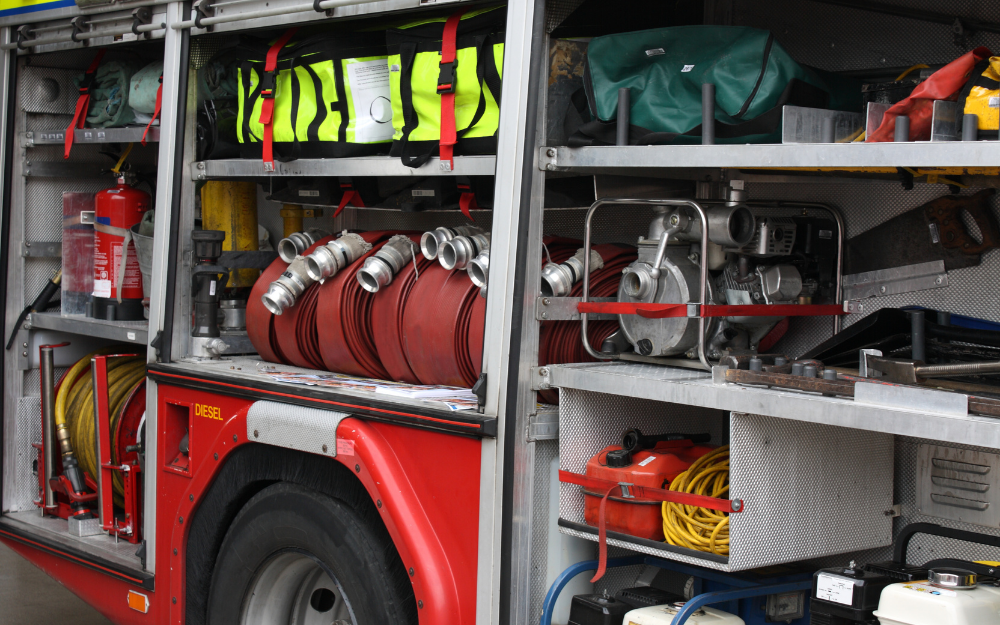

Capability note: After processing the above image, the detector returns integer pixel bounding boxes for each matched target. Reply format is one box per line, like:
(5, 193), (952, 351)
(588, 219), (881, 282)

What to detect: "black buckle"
(437, 60), (455, 94)
(259, 70), (278, 99)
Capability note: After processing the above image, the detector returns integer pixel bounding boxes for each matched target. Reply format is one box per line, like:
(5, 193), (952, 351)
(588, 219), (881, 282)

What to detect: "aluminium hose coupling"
(440, 233), (490, 271)
(467, 249), (490, 288)
(304, 232), (373, 282)
(277, 228), (330, 263)
(261, 256), (312, 315)
(420, 225), (484, 260)
(357, 235), (416, 293)
(540, 248), (605, 297)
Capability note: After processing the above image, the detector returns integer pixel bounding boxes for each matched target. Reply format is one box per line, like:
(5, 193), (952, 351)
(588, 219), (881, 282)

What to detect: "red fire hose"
(247, 235), (334, 363)
(371, 234), (435, 383)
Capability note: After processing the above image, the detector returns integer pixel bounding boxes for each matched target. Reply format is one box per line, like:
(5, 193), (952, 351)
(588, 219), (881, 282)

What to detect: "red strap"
(64, 49), (106, 159)
(437, 10), (467, 171)
(259, 28), (299, 172)
(334, 188), (365, 218)
(577, 301), (847, 318)
(458, 192), (478, 221)
(559, 470), (741, 583)
(141, 79), (163, 146)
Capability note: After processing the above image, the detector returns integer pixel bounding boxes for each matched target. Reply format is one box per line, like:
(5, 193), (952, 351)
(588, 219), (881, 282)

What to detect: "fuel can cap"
(928, 568), (978, 589)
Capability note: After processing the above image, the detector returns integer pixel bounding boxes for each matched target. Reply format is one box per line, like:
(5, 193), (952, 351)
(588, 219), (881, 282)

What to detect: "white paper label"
(345, 59), (394, 144)
(815, 574), (855, 606)
(682, 64), (696, 72)
(127, 331), (136, 341)
(209, 281), (216, 296)
(638, 456), (656, 467)
(94, 279), (112, 298)
(412, 190), (436, 197)
(298, 189), (320, 197)
(990, 96), (1000, 108)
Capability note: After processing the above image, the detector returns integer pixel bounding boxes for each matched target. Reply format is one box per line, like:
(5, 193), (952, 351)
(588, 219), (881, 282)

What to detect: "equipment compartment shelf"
(23, 128), (159, 147)
(192, 155), (497, 180)
(150, 357), (496, 438)
(544, 362), (1000, 448)
(27, 312), (148, 345)
(539, 143), (1000, 173)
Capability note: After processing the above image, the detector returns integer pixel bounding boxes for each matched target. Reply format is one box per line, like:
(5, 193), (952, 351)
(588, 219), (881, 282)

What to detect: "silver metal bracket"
(193, 0), (215, 31)
(539, 147), (558, 171)
(618, 482), (635, 498)
(131, 7), (153, 39)
(22, 241), (61, 258)
(843, 300), (866, 314)
(15, 330), (30, 371)
(527, 407), (559, 441)
(531, 366), (552, 391)
(80, 211), (95, 225)
(687, 303), (701, 318)
(842, 260), (948, 300)
(884, 504), (901, 518)
(712, 365), (730, 385)
(535, 297), (614, 321)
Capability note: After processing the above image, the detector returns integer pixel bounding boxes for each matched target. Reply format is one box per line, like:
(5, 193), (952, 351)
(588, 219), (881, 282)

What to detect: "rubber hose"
(661, 445), (731, 556)
(54, 346), (121, 437)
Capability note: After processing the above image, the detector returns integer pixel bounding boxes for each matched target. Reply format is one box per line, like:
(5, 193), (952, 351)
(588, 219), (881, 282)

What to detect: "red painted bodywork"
(1, 382), (482, 625)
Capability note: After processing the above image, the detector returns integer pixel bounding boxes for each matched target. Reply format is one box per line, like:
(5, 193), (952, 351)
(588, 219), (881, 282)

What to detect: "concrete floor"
(0, 542), (112, 625)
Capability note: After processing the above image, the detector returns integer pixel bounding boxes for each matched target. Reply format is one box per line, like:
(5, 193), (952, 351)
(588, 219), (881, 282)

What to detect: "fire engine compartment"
(3, 0), (1000, 623)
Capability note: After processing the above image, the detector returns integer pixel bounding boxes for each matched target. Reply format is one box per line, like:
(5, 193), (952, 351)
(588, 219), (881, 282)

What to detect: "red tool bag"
(868, 46), (992, 142)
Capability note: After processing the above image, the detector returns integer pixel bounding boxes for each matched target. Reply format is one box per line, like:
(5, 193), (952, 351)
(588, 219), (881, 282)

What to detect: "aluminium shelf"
(22, 127), (159, 147)
(27, 312), (148, 345)
(192, 155), (496, 180)
(544, 361), (1000, 448)
(539, 142), (1000, 172)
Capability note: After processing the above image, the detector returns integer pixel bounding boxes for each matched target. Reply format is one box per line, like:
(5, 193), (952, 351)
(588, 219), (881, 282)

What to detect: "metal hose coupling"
(540, 248), (605, 297)
(468, 249), (490, 288)
(420, 225), (484, 260)
(278, 228), (330, 263)
(440, 233), (490, 271)
(261, 255), (312, 315)
(357, 235), (415, 293)
(304, 232), (373, 283)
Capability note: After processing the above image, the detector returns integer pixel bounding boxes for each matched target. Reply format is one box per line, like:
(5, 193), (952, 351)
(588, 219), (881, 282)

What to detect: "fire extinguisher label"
(93, 233), (142, 299)
(94, 279), (112, 298)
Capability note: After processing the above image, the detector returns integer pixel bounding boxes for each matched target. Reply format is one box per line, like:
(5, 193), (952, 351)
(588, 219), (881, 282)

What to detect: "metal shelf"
(27, 312), (148, 345)
(539, 142), (1000, 172)
(23, 127), (159, 147)
(192, 155), (497, 180)
(544, 361), (1000, 448)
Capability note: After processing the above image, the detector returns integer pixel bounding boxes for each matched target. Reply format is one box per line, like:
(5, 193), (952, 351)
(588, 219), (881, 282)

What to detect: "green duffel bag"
(236, 30), (393, 166)
(386, 6), (504, 168)
(569, 26), (862, 146)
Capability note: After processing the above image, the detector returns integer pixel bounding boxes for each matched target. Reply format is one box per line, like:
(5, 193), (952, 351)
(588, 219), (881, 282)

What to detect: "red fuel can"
(583, 440), (715, 540)
(93, 177), (149, 321)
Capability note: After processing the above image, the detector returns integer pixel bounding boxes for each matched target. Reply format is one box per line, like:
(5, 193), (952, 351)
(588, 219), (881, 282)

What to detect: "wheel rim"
(241, 550), (357, 625)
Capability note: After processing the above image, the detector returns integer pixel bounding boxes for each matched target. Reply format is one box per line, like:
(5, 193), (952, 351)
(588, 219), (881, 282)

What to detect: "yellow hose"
(61, 353), (145, 506)
(661, 445), (731, 556)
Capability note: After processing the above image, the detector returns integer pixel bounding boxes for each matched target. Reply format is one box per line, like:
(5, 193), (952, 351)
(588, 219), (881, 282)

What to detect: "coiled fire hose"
(661, 445), (731, 556)
(56, 351), (145, 506)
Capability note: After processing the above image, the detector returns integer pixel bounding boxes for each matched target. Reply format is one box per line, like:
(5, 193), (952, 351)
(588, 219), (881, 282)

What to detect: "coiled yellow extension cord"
(661, 445), (731, 556)
(57, 352), (145, 506)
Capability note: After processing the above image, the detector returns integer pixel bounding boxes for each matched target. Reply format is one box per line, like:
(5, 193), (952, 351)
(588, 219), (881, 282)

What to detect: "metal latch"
(618, 482), (635, 499)
(80, 211), (95, 225)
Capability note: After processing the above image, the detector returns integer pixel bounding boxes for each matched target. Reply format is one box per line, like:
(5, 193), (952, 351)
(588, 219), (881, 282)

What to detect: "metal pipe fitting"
(261, 256), (311, 315)
(278, 228), (330, 263)
(673, 205), (755, 248)
(304, 232), (373, 282)
(219, 299), (247, 331)
(356, 235), (415, 293)
(40, 346), (57, 508)
(440, 233), (490, 270)
(420, 225), (483, 260)
(468, 249), (491, 288)
(540, 248), (605, 297)
(621, 264), (657, 300)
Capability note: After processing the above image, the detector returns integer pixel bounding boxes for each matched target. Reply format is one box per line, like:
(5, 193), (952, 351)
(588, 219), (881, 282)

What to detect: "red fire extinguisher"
(92, 176), (149, 321)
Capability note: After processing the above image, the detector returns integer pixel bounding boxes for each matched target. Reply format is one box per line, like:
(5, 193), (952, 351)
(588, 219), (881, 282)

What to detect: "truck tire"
(206, 482), (416, 625)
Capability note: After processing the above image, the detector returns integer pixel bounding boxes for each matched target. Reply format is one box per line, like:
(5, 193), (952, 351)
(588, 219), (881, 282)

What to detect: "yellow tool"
(201, 181), (260, 288)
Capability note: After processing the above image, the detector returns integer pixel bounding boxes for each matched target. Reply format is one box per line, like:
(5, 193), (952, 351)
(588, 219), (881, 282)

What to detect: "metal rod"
(963, 113), (979, 141)
(616, 88), (630, 146)
(702, 83), (716, 145)
(172, 0), (384, 29)
(917, 361), (1000, 377)
(1, 21), (165, 49)
(581, 198), (711, 370)
(40, 346), (57, 510)
(894, 115), (910, 142)
(911, 309), (926, 362)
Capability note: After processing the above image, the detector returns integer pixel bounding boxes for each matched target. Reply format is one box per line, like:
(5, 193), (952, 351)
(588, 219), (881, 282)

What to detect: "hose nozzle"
(440, 233), (490, 271)
(304, 232), (372, 282)
(278, 228), (330, 263)
(420, 225), (483, 260)
(356, 235), (415, 293)
(540, 248), (604, 297)
(467, 249), (490, 288)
